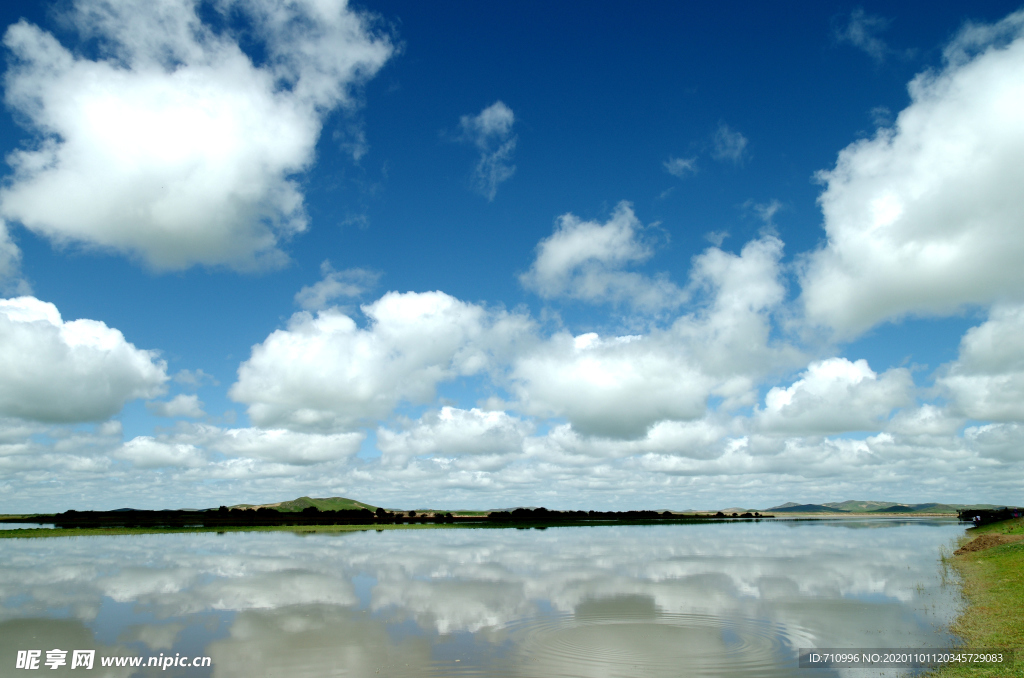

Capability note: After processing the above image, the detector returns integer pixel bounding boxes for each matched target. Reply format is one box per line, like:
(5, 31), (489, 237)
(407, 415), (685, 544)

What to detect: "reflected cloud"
(0, 521), (961, 676)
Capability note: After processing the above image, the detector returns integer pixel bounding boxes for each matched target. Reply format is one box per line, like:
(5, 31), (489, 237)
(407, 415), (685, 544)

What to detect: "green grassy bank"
(931, 517), (1024, 677)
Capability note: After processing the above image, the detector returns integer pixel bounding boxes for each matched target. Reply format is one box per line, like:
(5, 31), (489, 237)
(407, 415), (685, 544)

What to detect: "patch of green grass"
(930, 517), (1024, 678)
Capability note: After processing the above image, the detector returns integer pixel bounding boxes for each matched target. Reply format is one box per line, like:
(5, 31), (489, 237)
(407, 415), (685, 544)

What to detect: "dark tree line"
(41, 506), (426, 528)
(484, 507), (762, 523)
(957, 507), (1022, 526)
(11, 505), (769, 529)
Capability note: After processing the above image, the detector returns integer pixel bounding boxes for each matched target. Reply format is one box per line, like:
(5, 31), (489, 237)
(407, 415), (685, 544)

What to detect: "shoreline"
(0, 513), (959, 539)
(0, 517), (767, 538)
(930, 516), (1024, 677)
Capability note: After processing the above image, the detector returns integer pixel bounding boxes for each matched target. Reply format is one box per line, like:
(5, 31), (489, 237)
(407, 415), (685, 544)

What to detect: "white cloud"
(194, 425), (364, 465)
(459, 101), (516, 200)
(802, 12), (1024, 335)
(757, 358), (913, 435)
(0, 0), (392, 271)
(294, 261), (378, 311)
(463, 100), (515, 138)
(711, 123), (748, 163)
(633, 430), (992, 489)
(886, 404), (962, 438)
(704, 231), (728, 247)
(965, 422), (1024, 461)
(512, 332), (712, 439)
(0, 296), (167, 422)
(0, 221), (30, 295)
(147, 394), (206, 419)
(230, 291), (533, 432)
(663, 156), (697, 178)
(870, 106), (893, 127)
(835, 8), (892, 63)
(378, 407), (532, 467)
(98, 420), (124, 437)
(172, 369), (218, 388)
(115, 437), (206, 469)
(751, 199), (782, 227)
(519, 201), (686, 311)
(524, 418), (727, 462)
(116, 424), (364, 468)
(673, 235), (796, 380)
(514, 236), (798, 438)
(939, 304), (1024, 421)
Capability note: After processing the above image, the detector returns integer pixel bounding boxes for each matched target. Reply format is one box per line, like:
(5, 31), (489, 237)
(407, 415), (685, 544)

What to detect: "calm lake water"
(0, 518), (965, 677)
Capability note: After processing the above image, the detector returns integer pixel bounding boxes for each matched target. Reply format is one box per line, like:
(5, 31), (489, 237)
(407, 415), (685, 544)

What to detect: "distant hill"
(762, 500), (997, 514)
(233, 496), (377, 513)
(868, 503), (954, 514)
(225, 497), (1001, 515)
(824, 500), (895, 512)
(769, 504), (848, 513)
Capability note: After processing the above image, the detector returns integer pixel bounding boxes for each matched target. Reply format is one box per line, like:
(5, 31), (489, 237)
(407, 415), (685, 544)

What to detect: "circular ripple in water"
(503, 611), (798, 678)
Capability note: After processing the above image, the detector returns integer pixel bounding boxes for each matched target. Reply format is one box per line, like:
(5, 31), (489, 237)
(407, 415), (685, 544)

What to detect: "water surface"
(0, 518), (964, 677)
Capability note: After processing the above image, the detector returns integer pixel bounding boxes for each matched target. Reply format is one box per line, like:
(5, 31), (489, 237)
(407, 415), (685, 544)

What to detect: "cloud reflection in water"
(0, 519), (962, 676)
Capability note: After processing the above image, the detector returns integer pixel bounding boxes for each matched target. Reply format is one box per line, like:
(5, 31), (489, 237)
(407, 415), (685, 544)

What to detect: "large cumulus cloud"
(802, 10), (1024, 335)
(938, 304), (1024, 421)
(0, 0), (392, 270)
(230, 291), (533, 432)
(378, 407), (532, 468)
(757, 358), (913, 435)
(513, 236), (801, 438)
(520, 201), (686, 312)
(0, 296), (166, 422)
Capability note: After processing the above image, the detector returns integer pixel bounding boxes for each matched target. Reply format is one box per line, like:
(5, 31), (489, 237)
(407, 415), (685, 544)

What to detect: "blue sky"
(1, 0), (1023, 511)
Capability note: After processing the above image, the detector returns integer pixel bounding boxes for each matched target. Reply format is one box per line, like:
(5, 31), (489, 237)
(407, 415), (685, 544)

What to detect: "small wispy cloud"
(295, 261), (380, 311)
(334, 122), (370, 161)
(459, 101), (517, 200)
(835, 8), (899, 63)
(753, 199), (783, 227)
(712, 123), (748, 164)
(705, 231), (729, 247)
(663, 156), (698, 179)
(173, 369), (219, 388)
(0, 220), (31, 296)
(870, 106), (893, 127)
(147, 394), (206, 419)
